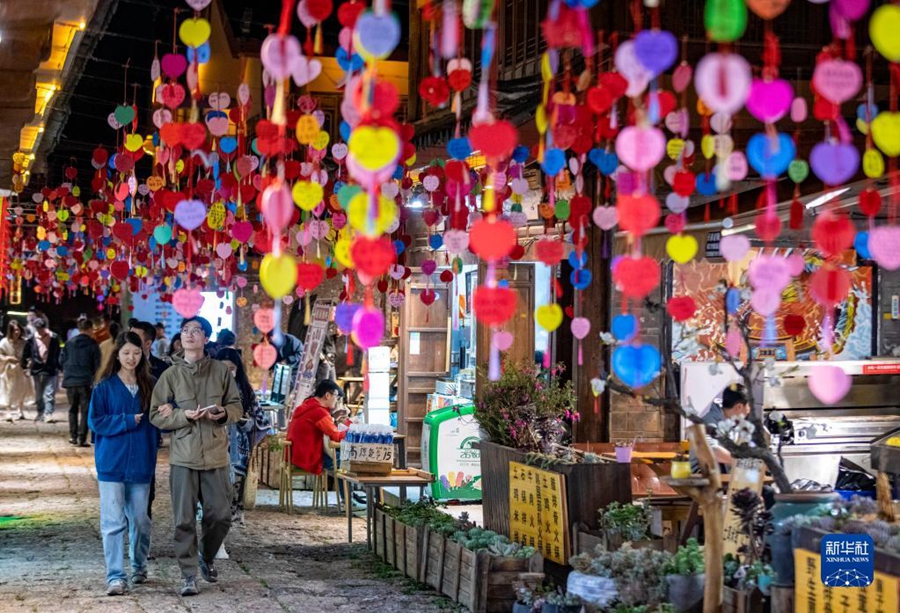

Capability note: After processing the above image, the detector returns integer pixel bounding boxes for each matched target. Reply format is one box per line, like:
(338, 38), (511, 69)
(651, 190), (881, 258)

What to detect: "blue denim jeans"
(98, 481), (152, 584)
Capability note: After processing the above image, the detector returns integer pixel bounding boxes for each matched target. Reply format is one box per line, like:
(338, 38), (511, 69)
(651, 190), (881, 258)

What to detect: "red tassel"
(729, 193), (738, 215)
(346, 341), (354, 367)
(755, 190), (767, 210)
(790, 197), (804, 230)
(704, 202), (710, 222)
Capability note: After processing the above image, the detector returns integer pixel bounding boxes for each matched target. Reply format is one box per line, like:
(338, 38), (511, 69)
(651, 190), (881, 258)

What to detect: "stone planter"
(566, 571), (617, 609)
(666, 573), (705, 613)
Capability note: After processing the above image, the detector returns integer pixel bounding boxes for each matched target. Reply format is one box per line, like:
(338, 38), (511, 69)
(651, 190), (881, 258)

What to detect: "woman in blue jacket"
(88, 332), (159, 596)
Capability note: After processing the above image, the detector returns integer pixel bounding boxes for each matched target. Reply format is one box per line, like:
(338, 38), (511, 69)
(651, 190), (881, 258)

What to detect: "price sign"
(508, 461), (568, 564)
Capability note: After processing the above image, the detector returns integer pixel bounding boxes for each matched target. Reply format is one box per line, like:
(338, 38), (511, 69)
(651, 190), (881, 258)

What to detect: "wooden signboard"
(287, 300), (333, 411)
(508, 461), (568, 565)
(723, 458), (765, 558)
(794, 549), (899, 613)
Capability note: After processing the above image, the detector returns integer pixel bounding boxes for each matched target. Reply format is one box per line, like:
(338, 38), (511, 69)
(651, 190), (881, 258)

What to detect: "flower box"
(477, 441), (632, 540)
(419, 525), (545, 613)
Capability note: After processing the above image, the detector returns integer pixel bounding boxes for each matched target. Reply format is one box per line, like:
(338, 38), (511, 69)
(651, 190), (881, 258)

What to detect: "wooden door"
(398, 271), (452, 467)
(475, 263), (536, 397)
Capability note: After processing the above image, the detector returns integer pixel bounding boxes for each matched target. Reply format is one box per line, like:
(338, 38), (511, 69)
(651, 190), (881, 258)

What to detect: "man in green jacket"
(150, 315), (243, 597)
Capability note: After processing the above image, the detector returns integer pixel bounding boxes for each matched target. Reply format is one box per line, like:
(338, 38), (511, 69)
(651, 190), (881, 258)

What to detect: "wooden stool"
(325, 443), (342, 514)
(279, 440), (328, 514)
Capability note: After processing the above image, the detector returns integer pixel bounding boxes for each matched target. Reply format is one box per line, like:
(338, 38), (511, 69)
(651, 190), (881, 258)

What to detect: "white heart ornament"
(238, 83), (250, 106)
(153, 109), (173, 129)
(695, 53), (752, 116)
(292, 57), (323, 87)
(666, 192), (690, 214)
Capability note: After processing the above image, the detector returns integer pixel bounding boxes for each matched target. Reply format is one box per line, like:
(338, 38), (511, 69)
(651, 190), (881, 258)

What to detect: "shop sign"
(794, 548), (899, 613)
(862, 363), (900, 375)
(289, 300), (334, 407)
(508, 461), (568, 564)
(723, 457), (764, 558)
(705, 231), (722, 258)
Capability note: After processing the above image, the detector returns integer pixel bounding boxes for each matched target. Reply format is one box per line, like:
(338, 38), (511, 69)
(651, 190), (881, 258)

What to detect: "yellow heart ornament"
(348, 126), (400, 172)
(872, 112), (900, 158)
(260, 253), (297, 299)
(667, 234), (698, 264)
(871, 5), (900, 63)
(333, 238), (354, 269)
(179, 18), (211, 48)
(348, 193), (397, 236)
(292, 181), (324, 211)
(124, 134), (144, 152)
(535, 304), (564, 332)
(295, 115), (319, 145)
(863, 149), (885, 179)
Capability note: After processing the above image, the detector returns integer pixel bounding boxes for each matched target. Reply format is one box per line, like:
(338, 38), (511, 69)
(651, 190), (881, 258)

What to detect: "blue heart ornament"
(612, 344), (662, 389)
(746, 132), (796, 179)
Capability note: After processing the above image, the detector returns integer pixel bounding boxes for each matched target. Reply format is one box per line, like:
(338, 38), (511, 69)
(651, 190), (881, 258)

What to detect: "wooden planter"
(384, 514), (396, 568)
(404, 523), (426, 580)
(373, 508), (387, 561)
(477, 441), (632, 537)
(722, 586), (764, 613)
(420, 526), (545, 613)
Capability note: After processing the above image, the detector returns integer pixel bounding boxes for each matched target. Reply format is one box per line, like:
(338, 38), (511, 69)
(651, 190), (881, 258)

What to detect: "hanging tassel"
(594, 395), (599, 415)
(764, 315), (776, 347)
(790, 196), (804, 230)
(304, 292), (311, 325)
(704, 201), (710, 222)
(577, 341), (583, 366)
(729, 192), (738, 215)
(488, 342), (500, 381)
(346, 339), (354, 367)
(543, 336), (551, 369)
(314, 25), (323, 55)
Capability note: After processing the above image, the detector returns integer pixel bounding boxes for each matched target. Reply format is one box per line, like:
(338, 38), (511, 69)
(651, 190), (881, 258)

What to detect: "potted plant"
(722, 488), (774, 612)
(514, 585), (538, 613)
(669, 449), (692, 480)
(615, 438), (635, 463)
(474, 360), (577, 454)
(663, 538), (705, 613)
(541, 588), (583, 613)
(567, 543), (672, 609)
(598, 500), (659, 550)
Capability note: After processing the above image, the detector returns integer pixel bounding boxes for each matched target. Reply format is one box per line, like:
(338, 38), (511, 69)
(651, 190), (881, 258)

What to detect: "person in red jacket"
(286, 380), (347, 475)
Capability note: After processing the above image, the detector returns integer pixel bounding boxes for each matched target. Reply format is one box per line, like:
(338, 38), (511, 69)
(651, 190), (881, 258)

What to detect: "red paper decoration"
(469, 219), (516, 262)
(784, 314), (805, 336)
(812, 210), (854, 258)
(473, 286), (517, 325)
(617, 194), (661, 237)
(613, 256), (661, 299)
(667, 296), (697, 322)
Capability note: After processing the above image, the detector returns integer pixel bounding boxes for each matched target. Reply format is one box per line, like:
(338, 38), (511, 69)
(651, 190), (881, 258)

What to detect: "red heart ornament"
(110, 261), (130, 281)
(755, 213), (782, 242)
(613, 256), (661, 299)
(617, 194), (661, 237)
(859, 188), (882, 217)
(296, 262), (324, 292)
(468, 120), (518, 160)
(812, 210), (855, 258)
(469, 219), (516, 262)
(473, 286), (517, 325)
(351, 236), (396, 278)
(535, 239), (565, 265)
(666, 296), (696, 322)
(810, 265), (850, 308)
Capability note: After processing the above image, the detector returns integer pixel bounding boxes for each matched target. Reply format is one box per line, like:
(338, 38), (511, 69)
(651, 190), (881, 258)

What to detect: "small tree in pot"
(663, 538), (705, 613)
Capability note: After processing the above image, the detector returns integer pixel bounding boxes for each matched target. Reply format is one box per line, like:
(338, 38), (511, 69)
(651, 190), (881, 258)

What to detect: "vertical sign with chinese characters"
(723, 457), (764, 558)
(795, 548), (899, 613)
(288, 300), (333, 410)
(508, 461), (568, 564)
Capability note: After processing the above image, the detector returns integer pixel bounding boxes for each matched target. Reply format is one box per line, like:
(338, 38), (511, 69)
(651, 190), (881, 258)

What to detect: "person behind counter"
(690, 384), (752, 474)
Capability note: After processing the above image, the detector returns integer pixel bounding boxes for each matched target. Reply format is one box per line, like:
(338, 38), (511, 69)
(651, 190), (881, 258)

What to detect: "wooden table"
(337, 468), (434, 545)
(600, 451), (678, 477)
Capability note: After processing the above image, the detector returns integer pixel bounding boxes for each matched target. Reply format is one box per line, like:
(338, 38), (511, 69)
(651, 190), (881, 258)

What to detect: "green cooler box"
(421, 405), (482, 501)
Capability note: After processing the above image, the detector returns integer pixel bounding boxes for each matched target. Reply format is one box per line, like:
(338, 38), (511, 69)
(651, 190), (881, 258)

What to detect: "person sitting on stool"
(286, 380), (350, 497)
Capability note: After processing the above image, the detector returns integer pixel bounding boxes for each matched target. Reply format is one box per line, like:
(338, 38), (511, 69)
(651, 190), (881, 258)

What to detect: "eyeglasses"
(181, 327), (205, 337)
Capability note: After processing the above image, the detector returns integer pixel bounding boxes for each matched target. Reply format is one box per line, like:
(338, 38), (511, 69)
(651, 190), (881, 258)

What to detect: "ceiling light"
(38, 126), (44, 133)
(805, 187), (850, 209)
(78, 21), (86, 30)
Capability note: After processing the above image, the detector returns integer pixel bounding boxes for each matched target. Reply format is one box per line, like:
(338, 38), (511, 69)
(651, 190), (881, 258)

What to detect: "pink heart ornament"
(808, 365), (851, 405)
(443, 229), (469, 254)
(592, 206), (619, 230)
(665, 193), (689, 214)
(812, 60), (862, 105)
(172, 288), (205, 318)
(161, 53), (187, 79)
(292, 56), (323, 87)
(492, 331), (514, 351)
(215, 243), (233, 259)
(152, 109), (173, 129)
(260, 34), (302, 81)
(389, 265), (406, 280)
(174, 199), (208, 231)
(746, 78), (794, 124)
(388, 292), (406, 308)
(571, 317), (591, 340)
(695, 53), (752, 116)
(616, 126), (665, 172)
(869, 226), (900, 271)
(231, 221), (253, 243)
(720, 234), (750, 262)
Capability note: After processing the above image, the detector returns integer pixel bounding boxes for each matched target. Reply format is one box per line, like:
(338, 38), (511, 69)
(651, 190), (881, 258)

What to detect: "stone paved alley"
(0, 416), (457, 613)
